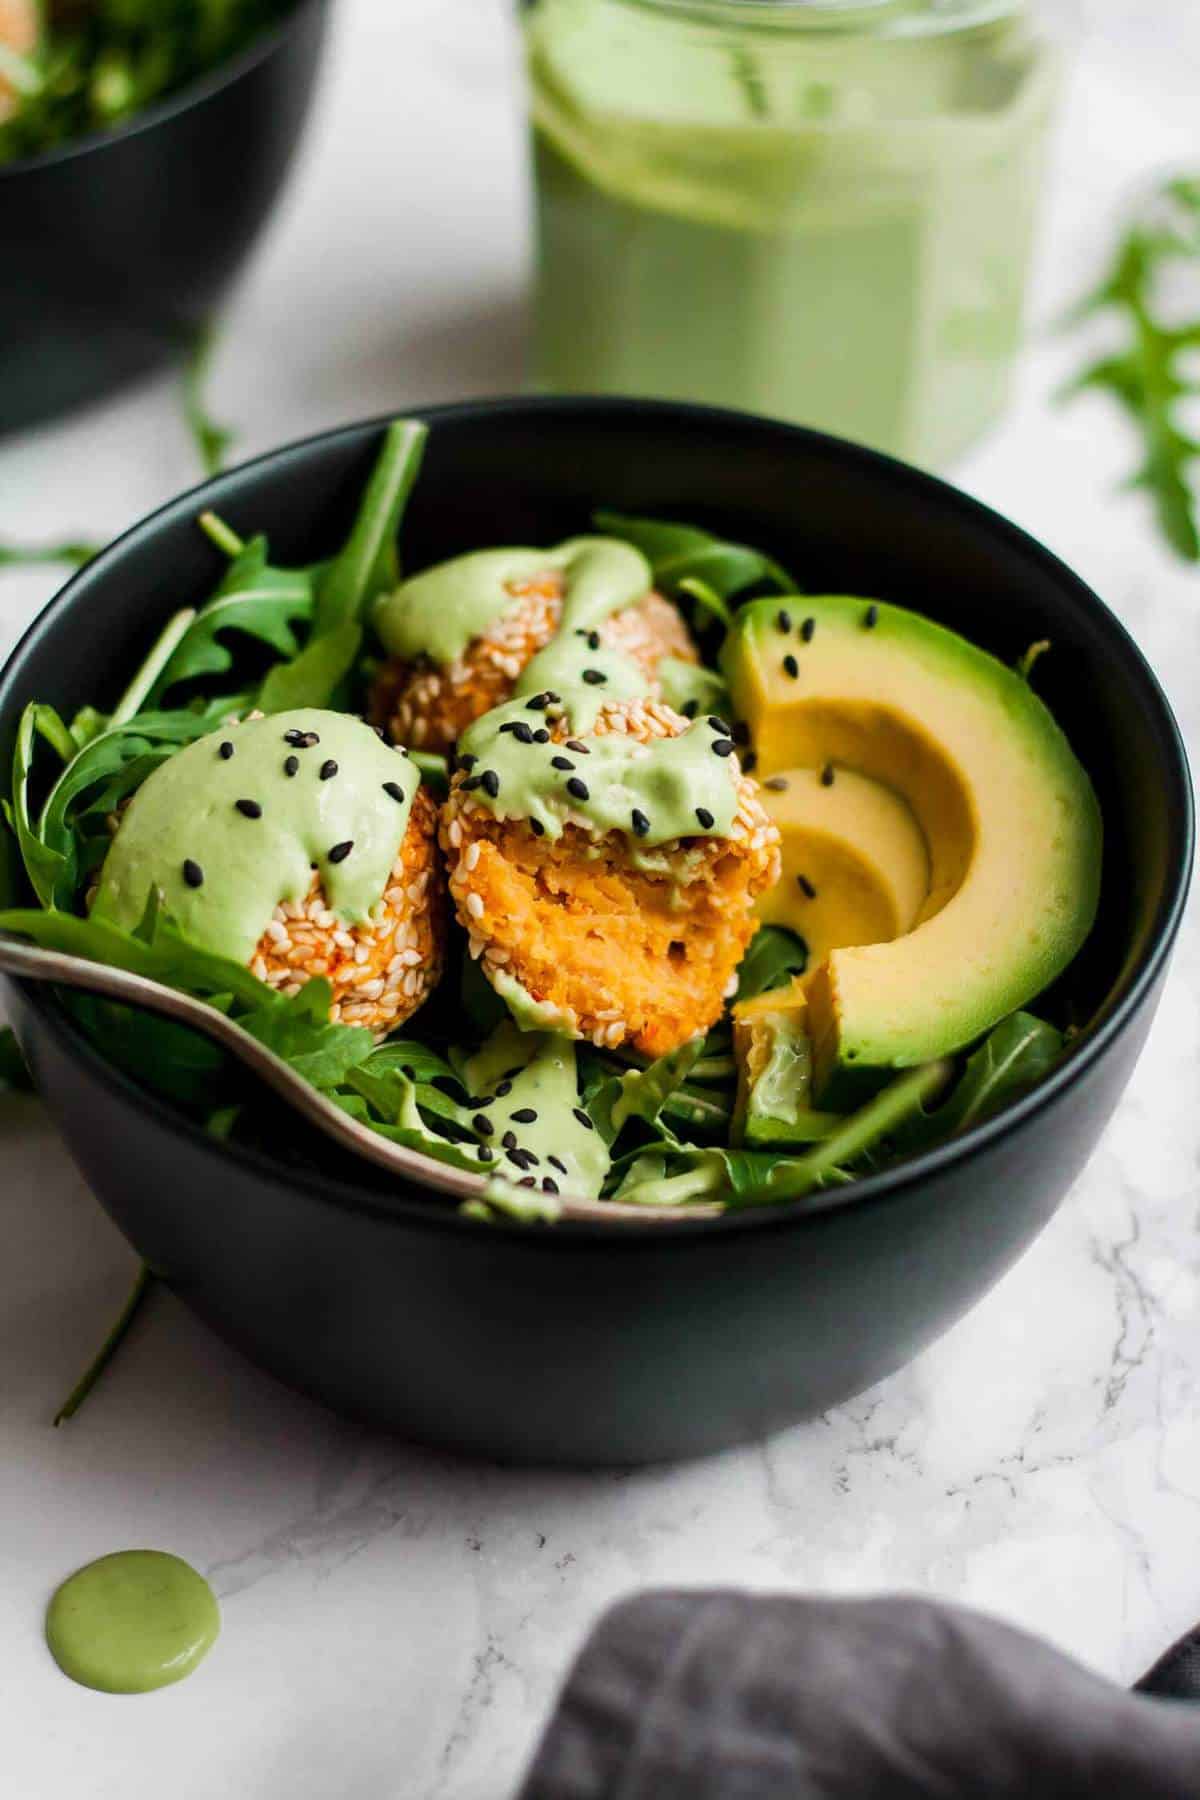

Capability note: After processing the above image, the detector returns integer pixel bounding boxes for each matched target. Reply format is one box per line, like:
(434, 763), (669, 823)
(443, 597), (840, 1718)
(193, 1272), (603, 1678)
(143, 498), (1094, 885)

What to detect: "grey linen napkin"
(517, 1591), (1200, 1799)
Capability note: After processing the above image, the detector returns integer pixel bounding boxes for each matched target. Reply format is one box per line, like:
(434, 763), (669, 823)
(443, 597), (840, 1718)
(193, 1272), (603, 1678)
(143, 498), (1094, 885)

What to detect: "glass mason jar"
(522, 0), (1062, 467)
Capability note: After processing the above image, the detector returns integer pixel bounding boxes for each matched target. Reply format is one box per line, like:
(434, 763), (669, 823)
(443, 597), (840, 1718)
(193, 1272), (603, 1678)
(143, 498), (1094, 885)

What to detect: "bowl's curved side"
(0, 0), (328, 434)
(0, 398), (1191, 1461)
(3, 953), (1169, 1463)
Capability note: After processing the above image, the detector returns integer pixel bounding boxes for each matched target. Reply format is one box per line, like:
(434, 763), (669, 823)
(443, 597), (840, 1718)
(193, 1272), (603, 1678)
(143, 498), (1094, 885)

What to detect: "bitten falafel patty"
(439, 656), (780, 1057)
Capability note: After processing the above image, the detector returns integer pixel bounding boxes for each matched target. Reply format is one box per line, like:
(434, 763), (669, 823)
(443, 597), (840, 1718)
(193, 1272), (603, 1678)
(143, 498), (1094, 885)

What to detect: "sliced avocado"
(758, 766), (930, 963)
(732, 986), (841, 1148)
(723, 596), (1102, 1106)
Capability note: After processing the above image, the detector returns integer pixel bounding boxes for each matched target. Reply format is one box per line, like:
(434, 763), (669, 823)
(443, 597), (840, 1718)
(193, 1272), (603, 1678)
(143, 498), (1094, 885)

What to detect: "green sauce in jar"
(524, 0), (1059, 467)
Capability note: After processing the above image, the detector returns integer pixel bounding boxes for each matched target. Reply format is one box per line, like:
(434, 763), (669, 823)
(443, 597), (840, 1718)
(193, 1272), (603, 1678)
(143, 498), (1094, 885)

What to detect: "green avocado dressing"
(92, 709), (416, 963)
(462, 1021), (611, 1198)
(45, 1551), (219, 1695)
(457, 635), (738, 850)
(373, 536), (651, 668)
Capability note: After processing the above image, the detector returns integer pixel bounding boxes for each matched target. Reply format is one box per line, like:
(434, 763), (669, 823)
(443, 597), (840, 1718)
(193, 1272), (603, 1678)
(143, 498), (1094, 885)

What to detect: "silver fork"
(0, 936), (720, 1226)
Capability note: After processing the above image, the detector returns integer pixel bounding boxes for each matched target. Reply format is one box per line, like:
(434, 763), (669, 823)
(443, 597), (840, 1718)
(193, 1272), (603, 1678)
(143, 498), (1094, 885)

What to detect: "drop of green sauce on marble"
(46, 1551), (220, 1695)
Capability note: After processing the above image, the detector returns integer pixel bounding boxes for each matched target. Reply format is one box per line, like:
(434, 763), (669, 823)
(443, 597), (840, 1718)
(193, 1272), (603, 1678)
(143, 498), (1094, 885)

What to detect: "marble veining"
(2, 2), (1199, 1795)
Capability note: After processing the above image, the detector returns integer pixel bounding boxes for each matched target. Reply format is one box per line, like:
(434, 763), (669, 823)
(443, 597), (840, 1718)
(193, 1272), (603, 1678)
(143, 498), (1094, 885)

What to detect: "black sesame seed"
(502, 1129), (517, 1149)
(820, 763), (835, 787)
(782, 654), (799, 679)
(529, 817), (546, 836)
(472, 1094), (495, 1108)
(474, 1114), (495, 1137)
(581, 668), (607, 686)
(518, 1176), (537, 1189)
(743, 751), (758, 774)
(382, 781), (405, 803)
(329, 840), (354, 863)
(218, 741), (234, 760)
(551, 755), (574, 771)
(797, 873), (817, 899)
(565, 739), (589, 755)
(695, 807), (715, 829)
(525, 693), (549, 711)
(283, 728), (306, 746)
(532, 728), (551, 744)
(458, 753), (478, 772)
(572, 1107), (594, 1131)
(433, 1075), (469, 1103)
(708, 716), (731, 737)
(682, 700), (699, 719)
(566, 777), (590, 801)
(801, 617), (816, 642)
(302, 732), (320, 748)
(776, 609), (792, 633)
(764, 776), (789, 791)
(500, 721), (535, 743)
(545, 691), (561, 704)
(542, 1177), (560, 1195)
(864, 604), (879, 629)
(522, 1149), (540, 1166)
(182, 859), (204, 889)
(481, 769), (501, 799)
(320, 759), (338, 781)
(461, 774), (483, 792)
(587, 631), (601, 650)
(496, 1082), (514, 1097)
(711, 738), (734, 758)
(235, 798), (262, 819)
(631, 808), (651, 837)
(511, 1107), (538, 1124)
(503, 1065), (524, 1079)
(284, 756), (300, 778)
(478, 1147), (494, 1163)
(548, 1155), (567, 1174)
(506, 1147), (531, 1170)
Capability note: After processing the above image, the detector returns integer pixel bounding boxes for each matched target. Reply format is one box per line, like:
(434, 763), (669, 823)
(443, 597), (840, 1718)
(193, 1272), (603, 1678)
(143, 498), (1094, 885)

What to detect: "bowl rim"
(0, 0), (326, 182)
(1, 394), (1194, 1244)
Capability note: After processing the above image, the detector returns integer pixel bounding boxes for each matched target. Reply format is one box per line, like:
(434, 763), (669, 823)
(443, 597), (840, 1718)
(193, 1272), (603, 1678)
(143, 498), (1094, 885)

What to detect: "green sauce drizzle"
(457, 636), (738, 851)
(463, 1022), (610, 1198)
(373, 536), (651, 668)
(45, 1551), (219, 1695)
(92, 709), (416, 964)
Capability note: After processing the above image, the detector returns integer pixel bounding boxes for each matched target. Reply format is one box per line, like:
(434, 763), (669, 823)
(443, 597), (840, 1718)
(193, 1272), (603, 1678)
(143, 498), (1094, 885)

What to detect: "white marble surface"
(2, 3), (1199, 1795)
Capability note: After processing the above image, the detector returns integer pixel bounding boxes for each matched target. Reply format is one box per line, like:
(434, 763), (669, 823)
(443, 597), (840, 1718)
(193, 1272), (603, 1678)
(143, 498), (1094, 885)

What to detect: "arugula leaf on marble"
(1062, 174), (1200, 561)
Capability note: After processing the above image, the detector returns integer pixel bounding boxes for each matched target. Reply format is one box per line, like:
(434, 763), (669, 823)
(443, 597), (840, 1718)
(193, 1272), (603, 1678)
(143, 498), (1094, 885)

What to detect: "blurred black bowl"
(0, 0), (327, 434)
(0, 398), (1193, 1465)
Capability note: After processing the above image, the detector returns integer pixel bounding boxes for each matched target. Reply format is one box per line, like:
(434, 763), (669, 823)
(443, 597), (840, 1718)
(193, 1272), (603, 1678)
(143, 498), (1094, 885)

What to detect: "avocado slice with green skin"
(722, 596), (1102, 1108)
(732, 985), (842, 1148)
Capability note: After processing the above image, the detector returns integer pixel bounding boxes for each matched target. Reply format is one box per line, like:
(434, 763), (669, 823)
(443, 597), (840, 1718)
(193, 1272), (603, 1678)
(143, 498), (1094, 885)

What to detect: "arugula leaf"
(182, 320), (234, 478)
(239, 981), (375, 1091)
(1062, 174), (1200, 561)
(6, 704), (73, 908)
(144, 534), (315, 707)
(888, 1013), (1064, 1154)
(0, 904), (269, 1008)
(257, 618), (362, 714)
(0, 539), (101, 569)
(735, 925), (809, 1004)
(0, 1025), (32, 1095)
(588, 1037), (704, 1146)
(313, 419), (428, 636)
(594, 510), (797, 602)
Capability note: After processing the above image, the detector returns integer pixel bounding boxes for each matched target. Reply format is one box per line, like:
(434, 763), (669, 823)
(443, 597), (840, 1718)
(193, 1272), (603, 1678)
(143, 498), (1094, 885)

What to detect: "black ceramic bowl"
(1, 399), (1192, 1465)
(0, 0), (327, 434)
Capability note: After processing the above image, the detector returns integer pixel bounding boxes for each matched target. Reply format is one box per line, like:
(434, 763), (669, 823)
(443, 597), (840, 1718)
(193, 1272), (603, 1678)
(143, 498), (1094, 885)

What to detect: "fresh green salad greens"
(1063, 174), (1200, 562)
(0, 0), (294, 167)
(2, 415), (1074, 1226)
